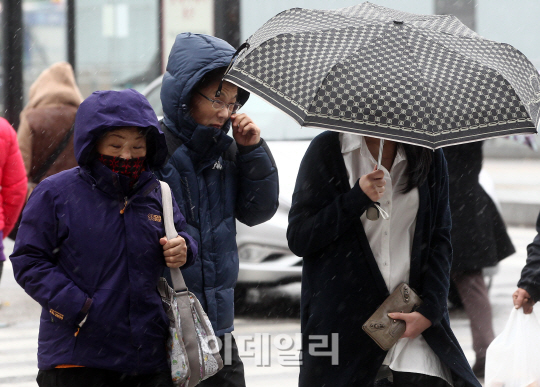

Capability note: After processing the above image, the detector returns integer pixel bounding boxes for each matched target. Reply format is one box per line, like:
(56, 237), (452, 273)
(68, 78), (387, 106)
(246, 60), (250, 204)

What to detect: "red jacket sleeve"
(0, 118), (27, 237)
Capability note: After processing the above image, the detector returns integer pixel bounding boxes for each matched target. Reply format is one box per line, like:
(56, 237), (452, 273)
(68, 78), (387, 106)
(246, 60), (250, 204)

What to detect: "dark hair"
(193, 67), (250, 106)
(196, 67), (227, 92)
(401, 144), (433, 193)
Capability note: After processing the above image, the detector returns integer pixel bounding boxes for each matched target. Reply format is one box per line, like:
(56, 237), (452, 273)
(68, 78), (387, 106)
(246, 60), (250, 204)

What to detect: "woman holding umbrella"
(225, 3), (539, 386)
(287, 133), (480, 386)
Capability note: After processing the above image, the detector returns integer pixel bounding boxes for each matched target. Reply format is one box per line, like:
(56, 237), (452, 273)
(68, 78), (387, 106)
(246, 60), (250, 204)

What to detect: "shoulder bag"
(157, 181), (223, 386)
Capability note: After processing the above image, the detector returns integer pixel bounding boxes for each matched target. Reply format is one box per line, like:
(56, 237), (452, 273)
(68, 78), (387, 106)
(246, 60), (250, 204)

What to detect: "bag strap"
(31, 125), (75, 184)
(159, 180), (201, 386)
(160, 180), (188, 292)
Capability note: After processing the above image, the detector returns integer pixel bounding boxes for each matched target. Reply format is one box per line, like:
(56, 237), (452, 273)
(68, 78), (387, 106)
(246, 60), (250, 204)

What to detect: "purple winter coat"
(10, 89), (197, 374)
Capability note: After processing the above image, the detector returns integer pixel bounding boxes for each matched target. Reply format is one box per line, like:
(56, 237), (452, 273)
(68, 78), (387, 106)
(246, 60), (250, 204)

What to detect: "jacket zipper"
(181, 177), (195, 220)
(118, 180), (158, 215)
(120, 196), (128, 214)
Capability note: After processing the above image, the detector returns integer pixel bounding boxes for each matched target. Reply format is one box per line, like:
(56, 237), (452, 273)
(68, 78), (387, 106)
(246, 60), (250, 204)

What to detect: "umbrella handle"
(215, 42), (250, 98)
(377, 139), (384, 169)
(374, 138), (389, 220)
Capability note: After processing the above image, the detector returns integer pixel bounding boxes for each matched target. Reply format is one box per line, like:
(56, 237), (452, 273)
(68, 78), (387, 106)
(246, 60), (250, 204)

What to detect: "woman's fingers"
(360, 169), (387, 202)
(388, 312), (432, 339)
(367, 169), (385, 180)
(513, 288), (535, 314)
(231, 113), (261, 146)
(165, 256), (186, 268)
(161, 236), (188, 267)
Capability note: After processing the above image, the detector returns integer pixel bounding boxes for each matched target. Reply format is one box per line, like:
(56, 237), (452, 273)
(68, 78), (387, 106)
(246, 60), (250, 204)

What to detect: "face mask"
(98, 154), (146, 187)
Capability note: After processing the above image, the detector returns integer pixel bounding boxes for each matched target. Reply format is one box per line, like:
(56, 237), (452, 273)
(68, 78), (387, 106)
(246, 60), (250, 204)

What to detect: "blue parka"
(157, 33), (279, 336)
(10, 89), (197, 373)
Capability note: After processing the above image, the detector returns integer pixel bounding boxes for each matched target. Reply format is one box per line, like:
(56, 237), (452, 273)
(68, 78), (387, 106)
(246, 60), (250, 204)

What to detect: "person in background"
(7, 62), (83, 241)
(287, 132), (480, 387)
(444, 142), (515, 378)
(157, 33), (279, 387)
(513, 211), (540, 314)
(10, 89), (197, 386)
(0, 117), (27, 328)
(18, 61), (82, 199)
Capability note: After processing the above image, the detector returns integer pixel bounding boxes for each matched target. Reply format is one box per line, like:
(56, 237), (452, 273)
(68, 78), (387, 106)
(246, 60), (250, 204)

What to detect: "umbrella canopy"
(225, 2), (540, 149)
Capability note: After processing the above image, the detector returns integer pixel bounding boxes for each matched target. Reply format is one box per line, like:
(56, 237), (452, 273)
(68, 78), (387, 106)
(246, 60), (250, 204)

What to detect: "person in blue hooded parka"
(10, 89), (197, 387)
(157, 33), (279, 386)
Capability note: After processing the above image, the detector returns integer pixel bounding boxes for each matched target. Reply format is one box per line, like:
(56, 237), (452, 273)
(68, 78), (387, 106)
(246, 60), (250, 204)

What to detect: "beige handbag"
(362, 283), (423, 351)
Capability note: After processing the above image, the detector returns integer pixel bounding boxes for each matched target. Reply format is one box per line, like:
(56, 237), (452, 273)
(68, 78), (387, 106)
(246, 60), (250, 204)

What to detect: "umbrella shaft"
(378, 139), (384, 169)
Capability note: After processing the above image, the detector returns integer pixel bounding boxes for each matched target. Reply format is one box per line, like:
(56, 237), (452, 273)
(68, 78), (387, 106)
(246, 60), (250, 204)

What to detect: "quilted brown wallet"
(362, 283), (423, 351)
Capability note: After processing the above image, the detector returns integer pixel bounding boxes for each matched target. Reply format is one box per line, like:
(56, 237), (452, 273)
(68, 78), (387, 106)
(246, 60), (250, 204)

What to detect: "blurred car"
(142, 76), (320, 302)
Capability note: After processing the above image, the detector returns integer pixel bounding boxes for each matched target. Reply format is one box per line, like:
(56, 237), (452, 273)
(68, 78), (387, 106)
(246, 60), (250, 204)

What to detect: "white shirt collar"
(340, 133), (407, 167)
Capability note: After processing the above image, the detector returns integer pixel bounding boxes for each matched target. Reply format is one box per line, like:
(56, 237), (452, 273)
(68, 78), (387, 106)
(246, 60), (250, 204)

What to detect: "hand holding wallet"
(362, 283), (423, 351)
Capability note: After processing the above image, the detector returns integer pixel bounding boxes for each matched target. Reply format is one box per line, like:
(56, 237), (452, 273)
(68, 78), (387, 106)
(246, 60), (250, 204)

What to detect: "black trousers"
(36, 368), (173, 387)
(198, 334), (246, 387)
(375, 371), (450, 387)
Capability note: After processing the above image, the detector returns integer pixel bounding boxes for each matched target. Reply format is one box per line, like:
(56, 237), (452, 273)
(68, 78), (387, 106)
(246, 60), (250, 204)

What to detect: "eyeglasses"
(197, 91), (242, 114)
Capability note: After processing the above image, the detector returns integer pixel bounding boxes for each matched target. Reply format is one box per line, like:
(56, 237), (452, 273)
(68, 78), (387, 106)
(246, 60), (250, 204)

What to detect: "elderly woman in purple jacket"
(10, 89), (197, 387)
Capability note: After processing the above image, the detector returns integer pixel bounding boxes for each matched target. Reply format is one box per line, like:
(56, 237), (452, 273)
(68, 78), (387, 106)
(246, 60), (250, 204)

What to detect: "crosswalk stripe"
(0, 354), (38, 366)
(0, 339), (39, 352)
(0, 322), (38, 386)
(0, 364), (38, 385)
(0, 375), (37, 387)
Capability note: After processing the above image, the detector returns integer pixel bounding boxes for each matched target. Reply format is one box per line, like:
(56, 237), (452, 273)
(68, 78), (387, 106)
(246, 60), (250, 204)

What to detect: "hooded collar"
(74, 89), (167, 169)
(24, 61), (83, 110)
(160, 33), (249, 147)
(185, 124), (233, 170)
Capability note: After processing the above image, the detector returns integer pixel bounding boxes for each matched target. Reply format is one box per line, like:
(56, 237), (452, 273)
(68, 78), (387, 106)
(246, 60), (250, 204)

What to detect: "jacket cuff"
(237, 138), (263, 155)
(415, 303), (442, 326)
(179, 231), (196, 269)
(237, 139), (276, 181)
(343, 179), (374, 217)
(518, 281), (540, 304)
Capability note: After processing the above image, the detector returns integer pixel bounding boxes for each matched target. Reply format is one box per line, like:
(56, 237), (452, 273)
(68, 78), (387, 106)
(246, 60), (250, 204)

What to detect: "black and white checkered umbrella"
(224, 2), (540, 149)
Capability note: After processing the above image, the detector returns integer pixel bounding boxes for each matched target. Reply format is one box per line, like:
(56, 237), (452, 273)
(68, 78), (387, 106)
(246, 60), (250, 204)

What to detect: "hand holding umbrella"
(363, 138), (391, 220)
(360, 165), (386, 202)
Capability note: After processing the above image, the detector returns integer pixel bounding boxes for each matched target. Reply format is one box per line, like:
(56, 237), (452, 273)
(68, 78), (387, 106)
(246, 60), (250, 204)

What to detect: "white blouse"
(340, 133), (453, 385)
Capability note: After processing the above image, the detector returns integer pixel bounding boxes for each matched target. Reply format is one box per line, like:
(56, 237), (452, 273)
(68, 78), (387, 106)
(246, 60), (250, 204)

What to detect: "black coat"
(444, 142), (515, 272)
(518, 212), (540, 302)
(287, 132), (480, 387)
